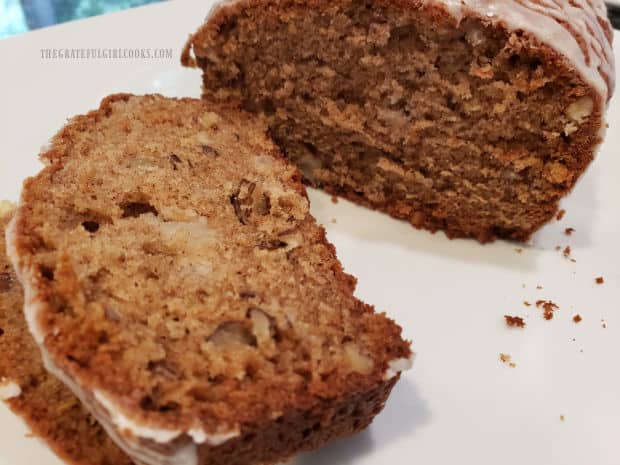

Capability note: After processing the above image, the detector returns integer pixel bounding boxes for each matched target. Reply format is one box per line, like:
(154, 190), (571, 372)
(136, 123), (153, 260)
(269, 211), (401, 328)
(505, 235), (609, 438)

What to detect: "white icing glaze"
(38, 349), (200, 465)
(188, 427), (241, 446)
(0, 379), (22, 400)
(383, 354), (415, 380)
(94, 391), (184, 443)
(94, 390), (241, 447)
(5, 212), (46, 344)
(203, 0), (614, 104)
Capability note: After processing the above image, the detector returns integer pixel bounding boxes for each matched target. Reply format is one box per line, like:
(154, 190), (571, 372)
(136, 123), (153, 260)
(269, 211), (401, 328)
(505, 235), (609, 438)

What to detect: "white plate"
(0, 2), (618, 464)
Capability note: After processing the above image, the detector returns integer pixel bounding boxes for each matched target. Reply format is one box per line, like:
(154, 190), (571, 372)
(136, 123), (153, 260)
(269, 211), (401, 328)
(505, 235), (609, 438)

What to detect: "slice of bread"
(0, 206), (132, 465)
(7, 94), (412, 465)
(182, 0), (614, 242)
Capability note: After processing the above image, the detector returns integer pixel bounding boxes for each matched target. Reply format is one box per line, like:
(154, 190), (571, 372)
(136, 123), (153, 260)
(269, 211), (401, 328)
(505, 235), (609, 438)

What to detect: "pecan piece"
(258, 239), (288, 250)
(201, 145), (220, 157)
(208, 321), (257, 347)
(169, 153), (182, 170)
(230, 179), (256, 225)
(0, 272), (12, 292)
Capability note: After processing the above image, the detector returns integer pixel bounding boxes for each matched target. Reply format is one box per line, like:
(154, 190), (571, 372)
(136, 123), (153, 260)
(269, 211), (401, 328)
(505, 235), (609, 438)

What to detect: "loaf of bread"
(0, 205), (132, 465)
(183, 0), (615, 242)
(7, 94), (412, 465)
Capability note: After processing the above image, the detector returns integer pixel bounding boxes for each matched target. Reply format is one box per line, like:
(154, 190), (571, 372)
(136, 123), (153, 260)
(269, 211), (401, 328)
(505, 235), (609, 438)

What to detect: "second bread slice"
(0, 206), (132, 465)
(7, 94), (412, 465)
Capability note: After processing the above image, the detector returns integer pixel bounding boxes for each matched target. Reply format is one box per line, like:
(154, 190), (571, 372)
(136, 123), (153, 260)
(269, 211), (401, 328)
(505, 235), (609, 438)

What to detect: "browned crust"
(9, 94), (411, 465)
(196, 376), (398, 465)
(312, 179), (553, 243)
(0, 212), (133, 465)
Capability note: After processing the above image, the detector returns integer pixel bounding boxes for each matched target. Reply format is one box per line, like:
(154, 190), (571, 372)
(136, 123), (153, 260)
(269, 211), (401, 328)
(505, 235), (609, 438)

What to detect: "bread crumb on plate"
(504, 315), (526, 328)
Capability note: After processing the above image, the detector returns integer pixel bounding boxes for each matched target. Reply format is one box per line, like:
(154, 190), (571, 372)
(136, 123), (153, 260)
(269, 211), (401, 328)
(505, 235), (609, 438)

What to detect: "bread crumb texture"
(10, 94), (411, 465)
(186, 0), (609, 242)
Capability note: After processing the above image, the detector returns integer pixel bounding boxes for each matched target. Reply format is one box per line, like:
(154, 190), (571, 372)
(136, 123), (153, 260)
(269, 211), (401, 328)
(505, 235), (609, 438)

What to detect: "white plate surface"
(0, 2), (618, 465)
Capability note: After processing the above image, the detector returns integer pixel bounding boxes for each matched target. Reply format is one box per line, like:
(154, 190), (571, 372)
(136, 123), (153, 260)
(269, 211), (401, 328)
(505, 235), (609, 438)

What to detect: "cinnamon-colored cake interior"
(186, 0), (608, 242)
(8, 94), (411, 465)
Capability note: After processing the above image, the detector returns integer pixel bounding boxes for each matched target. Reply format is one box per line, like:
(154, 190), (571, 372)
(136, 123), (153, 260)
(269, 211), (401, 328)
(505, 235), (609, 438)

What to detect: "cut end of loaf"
(185, 0), (614, 242)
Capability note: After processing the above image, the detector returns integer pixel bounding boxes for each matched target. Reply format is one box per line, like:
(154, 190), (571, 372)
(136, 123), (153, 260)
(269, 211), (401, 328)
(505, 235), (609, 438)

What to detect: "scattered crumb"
(556, 209), (566, 221)
(536, 285), (543, 290)
(601, 319), (607, 329)
(536, 300), (559, 320)
(555, 245), (562, 251)
(330, 218), (337, 224)
(499, 353), (517, 368)
(564, 227), (575, 236)
(560, 415), (565, 422)
(331, 196), (339, 204)
(595, 276), (604, 285)
(573, 314), (582, 324)
(522, 283), (526, 289)
(523, 301), (531, 307)
(504, 315), (526, 328)
(561, 246), (576, 262)
(514, 248), (523, 254)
